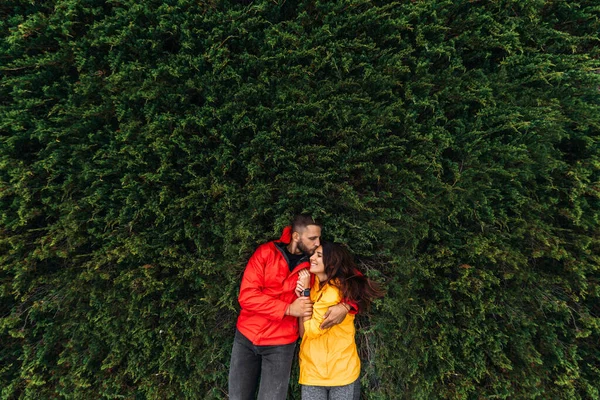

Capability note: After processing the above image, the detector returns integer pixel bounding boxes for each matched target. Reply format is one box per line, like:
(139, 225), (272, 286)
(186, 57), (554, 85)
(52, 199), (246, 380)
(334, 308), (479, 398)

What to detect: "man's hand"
(287, 296), (313, 317)
(319, 303), (349, 330)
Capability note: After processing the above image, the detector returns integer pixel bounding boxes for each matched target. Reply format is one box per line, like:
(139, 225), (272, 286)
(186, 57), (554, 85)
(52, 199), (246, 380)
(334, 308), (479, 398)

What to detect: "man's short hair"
(292, 214), (320, 233)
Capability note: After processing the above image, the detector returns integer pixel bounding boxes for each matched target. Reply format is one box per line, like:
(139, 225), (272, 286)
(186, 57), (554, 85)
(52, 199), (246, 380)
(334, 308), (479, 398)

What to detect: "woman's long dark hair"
(320, 241), (384, 309)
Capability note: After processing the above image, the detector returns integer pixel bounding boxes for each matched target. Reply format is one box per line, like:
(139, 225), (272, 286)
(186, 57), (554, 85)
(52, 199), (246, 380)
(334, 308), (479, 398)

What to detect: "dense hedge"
(1, 0), (599, 398)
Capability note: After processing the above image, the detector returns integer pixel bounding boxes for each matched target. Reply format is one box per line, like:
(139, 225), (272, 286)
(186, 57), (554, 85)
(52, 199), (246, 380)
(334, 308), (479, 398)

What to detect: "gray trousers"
(228, 329), (296, 400)
(301, 378), (361, 400)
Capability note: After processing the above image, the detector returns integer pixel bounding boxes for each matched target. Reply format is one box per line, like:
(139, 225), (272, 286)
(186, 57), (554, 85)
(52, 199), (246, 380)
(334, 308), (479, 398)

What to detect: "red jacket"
(236, 226), (307, 345)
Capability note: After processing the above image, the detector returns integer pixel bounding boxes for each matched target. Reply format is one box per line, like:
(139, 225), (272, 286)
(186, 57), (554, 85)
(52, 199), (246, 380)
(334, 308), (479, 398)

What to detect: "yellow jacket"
(299, 278), (360, 386)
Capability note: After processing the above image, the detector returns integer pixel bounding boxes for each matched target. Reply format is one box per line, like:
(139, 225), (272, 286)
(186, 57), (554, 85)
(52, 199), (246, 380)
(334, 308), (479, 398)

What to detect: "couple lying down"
(229, 215), (383, 400)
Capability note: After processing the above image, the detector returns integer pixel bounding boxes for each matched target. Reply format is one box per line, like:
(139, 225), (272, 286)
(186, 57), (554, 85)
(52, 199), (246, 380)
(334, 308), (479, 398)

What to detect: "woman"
(297, 241), (384, 400)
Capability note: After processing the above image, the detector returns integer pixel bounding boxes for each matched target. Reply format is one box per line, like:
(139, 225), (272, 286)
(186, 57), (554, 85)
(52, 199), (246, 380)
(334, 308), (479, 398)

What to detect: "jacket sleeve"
(344, 269), (363, 314)
(302, 287), (338, 340)
(238, 247), (290, 320)
(344, 299), (359, 314)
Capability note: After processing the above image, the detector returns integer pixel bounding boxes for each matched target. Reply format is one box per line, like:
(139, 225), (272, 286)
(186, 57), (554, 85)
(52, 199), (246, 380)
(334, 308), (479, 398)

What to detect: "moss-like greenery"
(1, 0), (599, 398)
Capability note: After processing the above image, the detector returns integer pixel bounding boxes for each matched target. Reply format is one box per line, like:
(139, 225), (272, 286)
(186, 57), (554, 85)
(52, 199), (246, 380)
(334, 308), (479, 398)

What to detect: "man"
(228, 215), (352, 400)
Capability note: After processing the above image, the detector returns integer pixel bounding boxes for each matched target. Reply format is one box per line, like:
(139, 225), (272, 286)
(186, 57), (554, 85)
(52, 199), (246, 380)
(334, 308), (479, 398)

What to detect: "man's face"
(296, 225), (321, 256)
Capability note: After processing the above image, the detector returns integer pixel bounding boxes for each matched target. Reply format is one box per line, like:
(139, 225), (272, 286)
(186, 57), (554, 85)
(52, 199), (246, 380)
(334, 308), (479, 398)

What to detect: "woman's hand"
(295, 269), (311, 297)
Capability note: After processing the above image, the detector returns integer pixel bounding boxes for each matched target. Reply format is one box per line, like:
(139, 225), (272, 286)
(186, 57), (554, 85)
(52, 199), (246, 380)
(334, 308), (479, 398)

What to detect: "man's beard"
(297, 241), (314, 256)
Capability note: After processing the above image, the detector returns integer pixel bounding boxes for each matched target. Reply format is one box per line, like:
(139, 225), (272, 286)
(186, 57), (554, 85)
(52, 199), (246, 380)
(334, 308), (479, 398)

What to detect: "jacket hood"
(278, 226), (292, 243)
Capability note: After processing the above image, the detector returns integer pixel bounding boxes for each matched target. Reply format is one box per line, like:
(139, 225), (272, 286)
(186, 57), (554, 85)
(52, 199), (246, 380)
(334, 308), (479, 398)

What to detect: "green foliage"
(1, 0), (599, 398)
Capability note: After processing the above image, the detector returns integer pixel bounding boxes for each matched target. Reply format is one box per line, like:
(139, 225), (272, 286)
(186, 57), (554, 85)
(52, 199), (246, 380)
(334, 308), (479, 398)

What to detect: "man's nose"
(315, 239), (320, 247)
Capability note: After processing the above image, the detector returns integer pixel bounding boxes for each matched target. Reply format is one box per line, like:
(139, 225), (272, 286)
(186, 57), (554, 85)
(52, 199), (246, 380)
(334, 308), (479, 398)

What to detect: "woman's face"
(309, 245), (326, 278)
